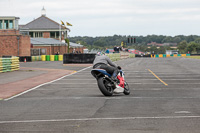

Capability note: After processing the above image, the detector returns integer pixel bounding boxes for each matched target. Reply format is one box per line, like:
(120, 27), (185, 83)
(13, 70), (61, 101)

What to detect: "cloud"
(0, 0), (200, 36)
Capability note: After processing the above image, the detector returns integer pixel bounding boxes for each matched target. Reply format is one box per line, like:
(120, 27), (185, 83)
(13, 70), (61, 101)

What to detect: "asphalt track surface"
(1, 57), (200, 133)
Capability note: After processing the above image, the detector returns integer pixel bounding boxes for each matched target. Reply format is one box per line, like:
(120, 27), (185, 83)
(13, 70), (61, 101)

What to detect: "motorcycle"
(91, 68), (130, 96)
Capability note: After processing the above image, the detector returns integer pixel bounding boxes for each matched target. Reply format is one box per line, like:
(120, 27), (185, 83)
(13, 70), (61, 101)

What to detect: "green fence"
(0, 57), (19, 73)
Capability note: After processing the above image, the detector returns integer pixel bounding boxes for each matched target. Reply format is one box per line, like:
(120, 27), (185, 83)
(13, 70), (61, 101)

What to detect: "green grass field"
(184, 56), (200, 59)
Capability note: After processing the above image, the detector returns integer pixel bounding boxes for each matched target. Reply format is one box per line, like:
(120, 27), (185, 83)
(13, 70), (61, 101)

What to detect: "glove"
(117, 66), (121, 70)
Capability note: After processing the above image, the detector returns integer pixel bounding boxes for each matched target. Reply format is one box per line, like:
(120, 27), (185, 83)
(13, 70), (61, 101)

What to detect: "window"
(4, 20), (8, 29)
(35, 32), (43, 38)
(29, 32), (34, 37)
(0, 20), (2, 29)
(56, 32), (59, 38)
(9, 20), (13, 29)
(50, 32), (55, 38)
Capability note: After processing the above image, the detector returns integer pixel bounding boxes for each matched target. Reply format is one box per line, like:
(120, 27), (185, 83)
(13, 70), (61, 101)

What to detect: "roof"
(0, 16), (20, 19)
(20, 16), (68, 30)
(31, 38), (83, 47)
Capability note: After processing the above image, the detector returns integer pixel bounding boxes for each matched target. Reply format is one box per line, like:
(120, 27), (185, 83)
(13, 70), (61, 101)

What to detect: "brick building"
(0, 16), (30, 57)
(19, 7), (84, 55)
(30, 38), (83, 55)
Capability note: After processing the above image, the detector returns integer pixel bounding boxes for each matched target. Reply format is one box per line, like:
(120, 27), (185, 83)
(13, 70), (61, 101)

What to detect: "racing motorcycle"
(91, 68), (130, 96)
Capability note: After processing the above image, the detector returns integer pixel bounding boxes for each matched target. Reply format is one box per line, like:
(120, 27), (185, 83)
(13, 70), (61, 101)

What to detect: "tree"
(178, 41), (188, 54)
(158, 46), (166, 54)
(173, 37), (181, 43)
(187, 42), (200, 54)
(195, 38), (200, 43)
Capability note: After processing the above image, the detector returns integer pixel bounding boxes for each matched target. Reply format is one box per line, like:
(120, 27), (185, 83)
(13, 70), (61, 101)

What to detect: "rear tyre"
(97, 77), (113, 96)
(123, 81), (130, 95)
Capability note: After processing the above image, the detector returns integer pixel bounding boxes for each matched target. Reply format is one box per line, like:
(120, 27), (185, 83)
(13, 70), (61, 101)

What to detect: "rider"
(93, 52), (121, 81)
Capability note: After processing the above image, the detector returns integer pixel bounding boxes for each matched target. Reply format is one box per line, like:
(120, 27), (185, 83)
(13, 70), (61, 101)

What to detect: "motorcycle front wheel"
(123, 81), (130, 95)
(97, 77), (113, 96)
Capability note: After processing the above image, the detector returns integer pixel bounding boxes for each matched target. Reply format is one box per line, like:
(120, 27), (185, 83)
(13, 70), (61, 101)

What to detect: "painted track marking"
(148, 69), (168, 86)
(1, 116), (200, 124)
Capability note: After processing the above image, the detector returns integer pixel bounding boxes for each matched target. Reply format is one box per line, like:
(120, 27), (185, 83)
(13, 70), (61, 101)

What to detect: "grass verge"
(184, 56), (200, 59)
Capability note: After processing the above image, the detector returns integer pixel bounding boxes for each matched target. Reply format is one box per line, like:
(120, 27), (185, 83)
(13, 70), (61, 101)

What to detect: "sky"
(0, 0), (200, 37)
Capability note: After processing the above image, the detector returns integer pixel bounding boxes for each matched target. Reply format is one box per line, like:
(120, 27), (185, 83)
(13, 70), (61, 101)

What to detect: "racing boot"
(111, 69), (119, 81)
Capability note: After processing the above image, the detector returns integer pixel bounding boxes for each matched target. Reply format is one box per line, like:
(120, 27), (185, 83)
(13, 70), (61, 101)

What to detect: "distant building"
(147, 42), (177, 48)
(166, 50), (179, 55)
(30, 38), (83, 55)
(0, 16), (30, 57)
(19, 8), (68, 40)
(0, 16), (19, 30)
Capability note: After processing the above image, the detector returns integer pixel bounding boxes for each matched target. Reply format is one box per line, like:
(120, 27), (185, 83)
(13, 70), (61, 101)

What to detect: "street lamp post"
(16, 36), (20, 56)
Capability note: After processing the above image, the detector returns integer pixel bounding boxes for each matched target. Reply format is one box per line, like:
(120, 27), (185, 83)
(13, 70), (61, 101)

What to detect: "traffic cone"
(24, 58), (26, 63)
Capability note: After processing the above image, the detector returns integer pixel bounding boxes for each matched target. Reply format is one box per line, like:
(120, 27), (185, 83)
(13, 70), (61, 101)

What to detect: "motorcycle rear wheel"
(97, 77), (113, 96)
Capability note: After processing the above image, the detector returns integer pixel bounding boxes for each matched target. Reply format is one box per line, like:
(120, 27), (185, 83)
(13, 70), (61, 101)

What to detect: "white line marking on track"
(4, 66), (92, 101)
(13, 96), (200, 100)
(175, 111), (191, 114)
(1, 116), (200, 124)
(49, 83), (164, 85)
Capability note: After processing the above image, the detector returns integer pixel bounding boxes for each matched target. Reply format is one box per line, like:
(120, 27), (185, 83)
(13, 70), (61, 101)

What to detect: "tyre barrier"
(151, 54), (190, 58)
(33, 55), (63, 61)
(136, 54), (191, 58)
(0, 57), (19, 73)
(31, 56), (42, 61)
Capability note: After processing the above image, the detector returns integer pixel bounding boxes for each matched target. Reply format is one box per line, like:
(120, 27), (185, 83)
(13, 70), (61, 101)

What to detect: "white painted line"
(1, 116), (200, 124)
(167, 83), (200, 84)
(13, 96), (200, 100)
(49, 83), (164, 85)
(175, 111), (191, 114)
(50, 83), (97, 85)
(4, 66), (92, 101)
(163, 79), (200, 80)
(60, 79), (95, 80)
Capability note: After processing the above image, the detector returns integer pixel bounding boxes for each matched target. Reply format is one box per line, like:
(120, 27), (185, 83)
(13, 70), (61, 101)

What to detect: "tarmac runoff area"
(1, 58), (200, 132)
(0, 61), (92, 100)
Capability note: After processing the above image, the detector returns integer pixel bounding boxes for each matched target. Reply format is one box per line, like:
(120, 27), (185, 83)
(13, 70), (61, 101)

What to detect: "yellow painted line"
(148, 69), (168, 86)
(72, 71), (77, 74)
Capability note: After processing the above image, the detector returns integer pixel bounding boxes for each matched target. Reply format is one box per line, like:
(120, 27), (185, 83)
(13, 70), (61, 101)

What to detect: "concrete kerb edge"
(3, 66), (92, 101)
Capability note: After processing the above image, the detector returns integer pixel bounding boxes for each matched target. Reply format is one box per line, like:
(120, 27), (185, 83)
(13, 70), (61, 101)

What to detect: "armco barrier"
(135, 54), (151, 57)
(63, 54), (96, 64)
(0, 57), (19, 73)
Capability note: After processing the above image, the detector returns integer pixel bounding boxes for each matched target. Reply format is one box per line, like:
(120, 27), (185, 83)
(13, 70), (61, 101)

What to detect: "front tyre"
(123, 81), (130, 95)
(97, 77), (113, 96)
